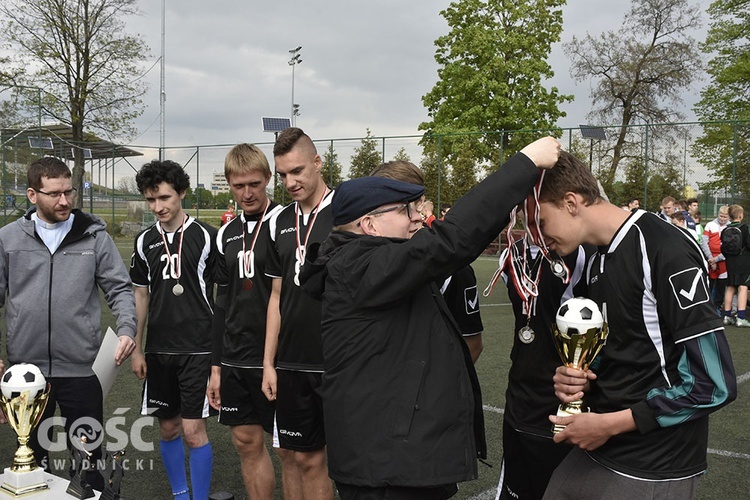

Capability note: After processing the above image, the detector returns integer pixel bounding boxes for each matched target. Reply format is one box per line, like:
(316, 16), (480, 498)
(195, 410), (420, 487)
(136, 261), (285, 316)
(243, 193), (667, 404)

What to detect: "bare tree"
(564, 0), (703, 189)
(1, 0), (149, 208)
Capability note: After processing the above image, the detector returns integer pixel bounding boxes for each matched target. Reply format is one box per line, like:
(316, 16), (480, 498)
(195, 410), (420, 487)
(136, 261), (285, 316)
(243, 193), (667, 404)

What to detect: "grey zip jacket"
(0, 208), (136, 377)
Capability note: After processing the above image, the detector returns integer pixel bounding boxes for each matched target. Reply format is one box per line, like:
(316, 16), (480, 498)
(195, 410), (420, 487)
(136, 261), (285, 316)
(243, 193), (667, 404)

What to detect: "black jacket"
(301, 152), (540, 487)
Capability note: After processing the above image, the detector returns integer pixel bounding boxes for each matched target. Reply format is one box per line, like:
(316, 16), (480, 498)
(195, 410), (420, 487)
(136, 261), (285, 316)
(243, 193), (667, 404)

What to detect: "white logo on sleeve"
(669, 267), (710, 310)
(464, 286), (480, 315)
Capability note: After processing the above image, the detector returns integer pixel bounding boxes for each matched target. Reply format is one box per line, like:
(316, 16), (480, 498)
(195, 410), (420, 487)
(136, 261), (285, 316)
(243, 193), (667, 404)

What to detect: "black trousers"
(29, 375), (105, 491)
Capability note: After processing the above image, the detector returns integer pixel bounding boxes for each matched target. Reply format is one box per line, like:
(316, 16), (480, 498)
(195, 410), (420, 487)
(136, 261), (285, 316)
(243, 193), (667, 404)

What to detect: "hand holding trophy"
(551, 297), (608, 434)
(0, 363), (50, 496)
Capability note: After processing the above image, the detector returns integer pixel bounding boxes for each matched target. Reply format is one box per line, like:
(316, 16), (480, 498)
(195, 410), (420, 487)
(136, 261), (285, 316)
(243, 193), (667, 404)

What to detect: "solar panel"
(28, 137), (54, 150)
(579, 125), (607, 140)
(71, 147), (93, 159)
(262, 117), (291, 133)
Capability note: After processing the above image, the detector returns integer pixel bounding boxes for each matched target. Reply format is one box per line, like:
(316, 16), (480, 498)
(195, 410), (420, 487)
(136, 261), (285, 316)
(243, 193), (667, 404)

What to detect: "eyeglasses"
(367, 202), (420, 220)
(34, 187), (77, 200)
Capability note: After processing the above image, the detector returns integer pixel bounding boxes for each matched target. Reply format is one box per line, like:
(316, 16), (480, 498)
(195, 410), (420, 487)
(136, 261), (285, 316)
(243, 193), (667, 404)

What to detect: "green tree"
(564, 0), (703, 191)
(184, 187), (213, 210)
(348, 129), (381, 179)
(693, 0), (750, 196)
(213, 191), (233, 210)
(392, 147), (411, 162)
(420, 0), (570, 169)
(1, 0), (149, 209)
(419, 148), (442, 202)
(447, 137), (482, 203)
(321, 143), (344, 187)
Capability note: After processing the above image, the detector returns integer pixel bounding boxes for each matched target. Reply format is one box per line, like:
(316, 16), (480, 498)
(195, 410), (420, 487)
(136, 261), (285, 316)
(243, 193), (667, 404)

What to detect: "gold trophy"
(0, 363), (50, 496)
(551, 297), (608, 434)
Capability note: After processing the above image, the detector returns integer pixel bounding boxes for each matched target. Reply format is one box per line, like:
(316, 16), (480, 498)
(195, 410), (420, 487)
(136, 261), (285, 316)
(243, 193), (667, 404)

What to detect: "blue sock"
(159, 437), (189, 499)
(189, 442), (213, 500)
(725, 310), (733, 317)
(739, 310), (746, 320)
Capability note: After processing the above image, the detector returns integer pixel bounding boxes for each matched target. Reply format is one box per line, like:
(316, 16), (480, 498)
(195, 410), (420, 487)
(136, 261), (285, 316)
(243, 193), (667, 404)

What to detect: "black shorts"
(273, 370), (325, 451)
(218, 365), (275, 432)
(727, 272), (750, 287)
(497, 420), (572, 500)
(141, 353), (215, 419)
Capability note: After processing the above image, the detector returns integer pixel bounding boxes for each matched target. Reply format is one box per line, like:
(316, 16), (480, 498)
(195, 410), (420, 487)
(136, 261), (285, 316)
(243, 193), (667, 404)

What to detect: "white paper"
(92, 327), (120, 398)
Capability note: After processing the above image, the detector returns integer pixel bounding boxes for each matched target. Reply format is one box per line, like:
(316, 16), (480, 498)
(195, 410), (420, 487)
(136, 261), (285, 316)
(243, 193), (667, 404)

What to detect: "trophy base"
(552, 401), (585, 434)
(0, 467), (49, 497)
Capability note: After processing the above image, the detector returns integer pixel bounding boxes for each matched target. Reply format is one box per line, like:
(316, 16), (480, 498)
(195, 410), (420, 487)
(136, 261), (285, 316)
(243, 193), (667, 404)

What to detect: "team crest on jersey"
(464, 285), (479, 315)
(669, 267), (710, 310)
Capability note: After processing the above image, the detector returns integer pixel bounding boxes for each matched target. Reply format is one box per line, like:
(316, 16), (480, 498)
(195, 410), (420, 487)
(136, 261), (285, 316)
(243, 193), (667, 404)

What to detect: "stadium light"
(288, 46), (302, 127)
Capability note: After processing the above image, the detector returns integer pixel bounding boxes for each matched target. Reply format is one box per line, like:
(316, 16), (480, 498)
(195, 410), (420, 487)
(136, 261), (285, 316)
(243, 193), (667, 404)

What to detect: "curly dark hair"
(135, 160), (190, 194)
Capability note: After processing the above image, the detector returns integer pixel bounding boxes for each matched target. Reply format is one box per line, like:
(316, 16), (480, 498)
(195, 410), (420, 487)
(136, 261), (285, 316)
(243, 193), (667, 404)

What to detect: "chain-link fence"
(1, 121), (747, 233)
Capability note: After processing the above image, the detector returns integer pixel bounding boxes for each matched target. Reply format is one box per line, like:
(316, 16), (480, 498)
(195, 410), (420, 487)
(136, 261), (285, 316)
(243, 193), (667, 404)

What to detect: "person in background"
(703, 206), (730, 316)
(656, 196), (675, 222)
(440, 202), (452, 219)
(421, 199), (437, 227)
(721, 205), (750, 328)
(693, 211), (704, 244)
(221, 204), (236, 226)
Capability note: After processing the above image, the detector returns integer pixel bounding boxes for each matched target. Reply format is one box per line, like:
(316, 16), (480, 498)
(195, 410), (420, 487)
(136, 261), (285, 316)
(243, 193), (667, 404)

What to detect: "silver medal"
(518, 325), (535, 344)
(172, 283), (184, 296)
(551, 259), (567, 279)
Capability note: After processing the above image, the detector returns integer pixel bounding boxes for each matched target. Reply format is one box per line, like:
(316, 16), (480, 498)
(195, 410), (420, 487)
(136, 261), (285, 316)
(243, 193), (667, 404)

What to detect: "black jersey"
(215, 203), (283, 367)
(502, 243), (589, 436)
(131, 216), (217, 354)
(585, 210), (731, 480)
(265, 190), (334, 371)
(439, 265), (484, 337)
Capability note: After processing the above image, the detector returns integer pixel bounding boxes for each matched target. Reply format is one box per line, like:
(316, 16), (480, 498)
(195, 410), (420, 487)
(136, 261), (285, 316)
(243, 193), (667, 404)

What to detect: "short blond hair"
(224, 143), (271, 181)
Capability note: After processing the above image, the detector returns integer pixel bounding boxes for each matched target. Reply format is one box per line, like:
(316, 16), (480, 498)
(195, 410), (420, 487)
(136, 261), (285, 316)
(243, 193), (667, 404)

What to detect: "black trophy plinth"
(99, 449), (125, 500)
(66, 438), (95, 499)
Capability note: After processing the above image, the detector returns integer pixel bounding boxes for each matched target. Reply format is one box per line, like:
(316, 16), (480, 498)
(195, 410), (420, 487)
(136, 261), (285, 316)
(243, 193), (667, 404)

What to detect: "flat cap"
(332, 177), (425, 226)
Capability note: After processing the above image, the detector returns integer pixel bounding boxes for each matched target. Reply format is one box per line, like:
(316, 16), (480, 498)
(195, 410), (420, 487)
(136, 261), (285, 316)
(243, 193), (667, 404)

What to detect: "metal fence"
(1, 121), (746, 233)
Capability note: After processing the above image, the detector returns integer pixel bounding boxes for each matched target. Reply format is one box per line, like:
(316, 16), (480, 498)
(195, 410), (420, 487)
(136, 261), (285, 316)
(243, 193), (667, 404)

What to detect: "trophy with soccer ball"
(551, 297), (608, 434)
(0, 363), (50, 496)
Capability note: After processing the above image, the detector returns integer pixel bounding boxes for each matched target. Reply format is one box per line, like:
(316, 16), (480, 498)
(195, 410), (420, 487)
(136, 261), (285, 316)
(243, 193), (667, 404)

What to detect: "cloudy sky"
(122, 0), (709, 183)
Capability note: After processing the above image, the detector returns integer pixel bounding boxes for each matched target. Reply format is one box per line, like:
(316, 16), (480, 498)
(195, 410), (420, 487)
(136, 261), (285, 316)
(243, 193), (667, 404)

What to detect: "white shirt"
(32, 212), (75, 254)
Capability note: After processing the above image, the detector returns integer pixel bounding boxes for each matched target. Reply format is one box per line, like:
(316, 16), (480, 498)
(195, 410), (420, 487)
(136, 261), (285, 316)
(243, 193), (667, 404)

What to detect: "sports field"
(1, 247), (748, 499)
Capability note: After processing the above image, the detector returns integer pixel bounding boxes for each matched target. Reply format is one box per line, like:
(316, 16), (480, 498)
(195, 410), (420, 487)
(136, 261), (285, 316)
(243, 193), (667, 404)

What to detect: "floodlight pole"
(159, 0), (166, 161)
(289, 46), (302, 127)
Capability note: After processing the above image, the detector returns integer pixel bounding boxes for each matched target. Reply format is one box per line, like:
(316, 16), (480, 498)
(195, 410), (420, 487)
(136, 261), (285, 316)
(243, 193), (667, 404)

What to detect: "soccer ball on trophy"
(0, 363), (51, 496)
(551, 297), (608, 434)
(1, 363), (47, 401)
(555, 297), (604, 338)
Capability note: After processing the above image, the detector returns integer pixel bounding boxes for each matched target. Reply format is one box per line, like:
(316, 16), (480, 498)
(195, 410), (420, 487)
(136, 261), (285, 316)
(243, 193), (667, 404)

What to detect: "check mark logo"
(679, 271), (702, 301)
(468, 295), (478, 310)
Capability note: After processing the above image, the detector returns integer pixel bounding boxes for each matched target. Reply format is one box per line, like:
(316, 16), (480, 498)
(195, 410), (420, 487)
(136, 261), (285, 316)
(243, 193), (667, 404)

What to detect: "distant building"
(211, 171), (229, 194)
